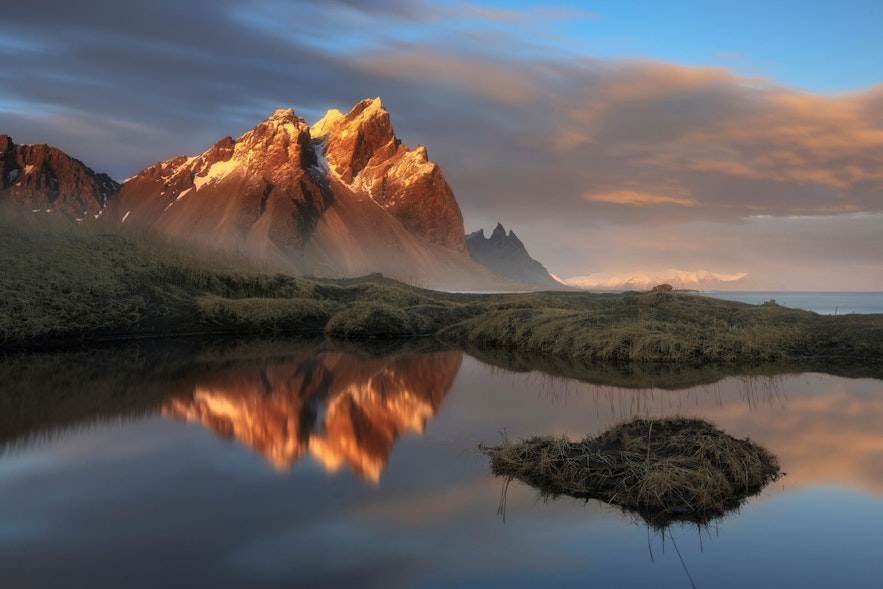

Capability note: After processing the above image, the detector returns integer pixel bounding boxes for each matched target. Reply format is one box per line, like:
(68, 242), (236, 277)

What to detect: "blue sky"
(457, 0), (883, 93)
(1, 0), (881, 289)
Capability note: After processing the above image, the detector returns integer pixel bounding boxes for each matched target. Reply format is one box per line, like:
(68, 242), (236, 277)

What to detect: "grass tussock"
(481, 417), (782, 528)
(197, 295), (334, 332)
(324, 302), (422, 338)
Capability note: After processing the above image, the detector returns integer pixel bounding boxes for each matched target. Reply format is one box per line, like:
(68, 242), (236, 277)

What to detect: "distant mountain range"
(566, 269), (754, 291)
(466, 223), (564, 288)
(1, 99), (560, 290)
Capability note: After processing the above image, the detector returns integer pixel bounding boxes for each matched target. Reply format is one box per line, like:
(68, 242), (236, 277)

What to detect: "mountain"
(163, 350), (463, 482)
(0, 134), (119, 220)
(107, 98), (508, 289)
(312, 99), (465, 253)
(466, 222), (563, 288)
(566, 269), (754, 291)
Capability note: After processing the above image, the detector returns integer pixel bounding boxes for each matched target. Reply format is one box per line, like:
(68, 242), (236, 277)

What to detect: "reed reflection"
(480, 367), (883, 497)
(163, 350), (462, 481)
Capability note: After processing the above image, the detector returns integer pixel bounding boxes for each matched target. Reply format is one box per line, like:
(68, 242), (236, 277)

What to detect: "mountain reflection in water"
(3, 340), (883, 588)
(162, 350), (462, 481)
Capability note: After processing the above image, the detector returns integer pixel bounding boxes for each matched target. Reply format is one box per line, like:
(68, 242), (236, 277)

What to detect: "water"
(701, 291), (883, 315)
(2, 340), (883, 588)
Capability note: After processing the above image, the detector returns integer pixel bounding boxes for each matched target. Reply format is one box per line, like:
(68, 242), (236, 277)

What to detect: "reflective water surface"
(2, 339), (883, 588)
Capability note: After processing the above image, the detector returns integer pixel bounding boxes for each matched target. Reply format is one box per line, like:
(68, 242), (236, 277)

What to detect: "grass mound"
(324, 303), (422, 338)
(197, 295), (333, 332)
(481, 417), (782, 528)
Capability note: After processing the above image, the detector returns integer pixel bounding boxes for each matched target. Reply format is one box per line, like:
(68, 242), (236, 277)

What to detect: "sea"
(700, 291), (883, 315)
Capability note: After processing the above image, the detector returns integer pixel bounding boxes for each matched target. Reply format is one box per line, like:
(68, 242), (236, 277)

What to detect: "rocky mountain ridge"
(0, 134), (119, 220)
(1, 99), (552, 289)
(106, 98), (498, 287)
(466, 222), (563, 288)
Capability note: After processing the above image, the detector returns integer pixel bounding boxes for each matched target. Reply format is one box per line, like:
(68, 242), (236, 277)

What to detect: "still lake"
(0, 286), (883, 588)
(2, 333), (883, 589)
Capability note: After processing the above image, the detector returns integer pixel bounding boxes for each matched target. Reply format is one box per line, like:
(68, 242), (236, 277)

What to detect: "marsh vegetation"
(481, 417), (782, 528)
(2, 216), (882, 378)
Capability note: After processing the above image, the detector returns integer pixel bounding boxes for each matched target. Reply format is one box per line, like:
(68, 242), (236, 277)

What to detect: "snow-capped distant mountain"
(566, 269), (753, 291)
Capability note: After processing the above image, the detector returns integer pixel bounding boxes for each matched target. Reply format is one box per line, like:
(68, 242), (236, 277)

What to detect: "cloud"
(1, 1), (881, 287)
(583, 190), (698, 207)
(354, 50), (538, 105)
(700, 383), (883, 495)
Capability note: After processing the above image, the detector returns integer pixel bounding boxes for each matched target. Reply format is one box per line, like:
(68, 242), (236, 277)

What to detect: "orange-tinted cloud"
(3, 2), (881, 286)
(699, 384), (883, 496)
(354, 53), (537, 106)
(583, 189), (698, 207)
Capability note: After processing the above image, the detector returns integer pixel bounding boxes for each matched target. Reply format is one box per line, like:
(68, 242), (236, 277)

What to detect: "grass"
(2, 214), (882, 374)
(481, 417), (782, 528)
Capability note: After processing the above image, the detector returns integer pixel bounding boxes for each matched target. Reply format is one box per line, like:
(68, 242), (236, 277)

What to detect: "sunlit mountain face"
(104, 99), (513, 289)
(162, 350), (463, 482)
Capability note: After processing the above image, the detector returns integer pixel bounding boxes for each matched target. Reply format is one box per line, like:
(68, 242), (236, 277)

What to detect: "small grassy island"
(2, 218), (882, 380)
(480, 417), (782, 528)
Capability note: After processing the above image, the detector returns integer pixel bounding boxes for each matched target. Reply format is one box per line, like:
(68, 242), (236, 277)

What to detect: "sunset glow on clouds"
(583, 190), (699, 207)
(2, 0), (881, 289)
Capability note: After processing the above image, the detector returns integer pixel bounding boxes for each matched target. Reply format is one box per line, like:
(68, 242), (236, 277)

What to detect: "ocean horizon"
(700, 291), (883, 315)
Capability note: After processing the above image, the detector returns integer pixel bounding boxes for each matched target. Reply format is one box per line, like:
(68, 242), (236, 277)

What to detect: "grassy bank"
(2, 217), (882, 370)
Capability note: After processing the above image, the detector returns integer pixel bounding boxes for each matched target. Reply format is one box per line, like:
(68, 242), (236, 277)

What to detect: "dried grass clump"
(481, 417), (782, 528)
(324, 302), (420, 338)
(196, 295), (334, 331)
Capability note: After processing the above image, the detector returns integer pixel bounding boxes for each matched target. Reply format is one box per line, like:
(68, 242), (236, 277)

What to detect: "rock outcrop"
(466, 222), (563, 288)
(0, 135), (119, 220)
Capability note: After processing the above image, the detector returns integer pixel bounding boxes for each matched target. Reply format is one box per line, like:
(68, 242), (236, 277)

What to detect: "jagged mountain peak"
(467, 222), (563, 288)
(255, 108), (310, 139)
(348, 96), (385, 119)
(15, 98), (515, 287)
(486, 222), (525, 246)
(312, 98), (465, 253)
(235, 109), (315, 172)
(316, 97), (397, 183)
(269, 107), (296, 121)
(0, 134), (119, 219)
(310, 109), (344, 139)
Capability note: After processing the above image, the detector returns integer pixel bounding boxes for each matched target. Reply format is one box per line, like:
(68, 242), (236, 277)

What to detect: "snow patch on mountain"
(193, 159), (240, 191)
(567, 269), (752, 291)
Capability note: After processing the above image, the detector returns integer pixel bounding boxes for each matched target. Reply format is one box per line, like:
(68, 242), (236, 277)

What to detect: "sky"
(1, 0), (882, 290)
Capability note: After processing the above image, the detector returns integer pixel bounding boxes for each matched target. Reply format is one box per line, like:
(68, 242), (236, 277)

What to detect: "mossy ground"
(2, 215), (882, 372)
